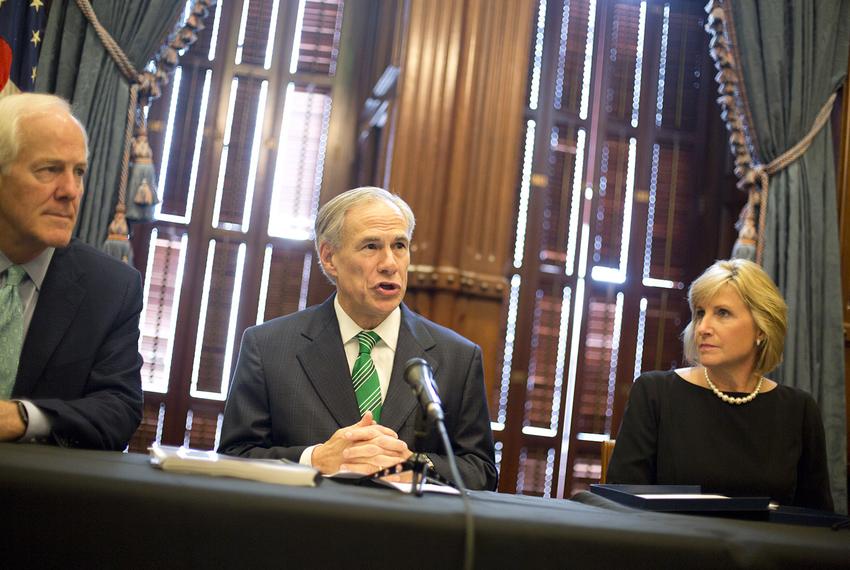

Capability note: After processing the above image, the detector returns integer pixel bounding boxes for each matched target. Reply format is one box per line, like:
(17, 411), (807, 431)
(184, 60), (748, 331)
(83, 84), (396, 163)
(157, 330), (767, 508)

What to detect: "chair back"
(600, 439), (616, 483)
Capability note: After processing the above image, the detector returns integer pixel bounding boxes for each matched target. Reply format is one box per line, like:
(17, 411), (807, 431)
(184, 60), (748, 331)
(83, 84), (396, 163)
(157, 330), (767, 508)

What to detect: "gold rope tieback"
(748, 92), (837, 263)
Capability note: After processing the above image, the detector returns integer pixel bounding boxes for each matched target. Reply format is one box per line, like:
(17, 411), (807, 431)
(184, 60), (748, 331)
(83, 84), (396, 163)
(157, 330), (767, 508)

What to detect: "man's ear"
(319, 242), (337, 278)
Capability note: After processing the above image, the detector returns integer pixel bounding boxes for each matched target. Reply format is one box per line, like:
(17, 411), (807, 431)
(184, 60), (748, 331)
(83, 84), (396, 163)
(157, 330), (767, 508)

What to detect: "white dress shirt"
(299, 297), (401, 466)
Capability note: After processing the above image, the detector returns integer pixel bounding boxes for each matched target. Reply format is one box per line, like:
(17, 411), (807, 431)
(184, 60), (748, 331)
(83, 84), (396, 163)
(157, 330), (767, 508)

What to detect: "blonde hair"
(682, 259), (786, 374)
(314, 186), (415, 283)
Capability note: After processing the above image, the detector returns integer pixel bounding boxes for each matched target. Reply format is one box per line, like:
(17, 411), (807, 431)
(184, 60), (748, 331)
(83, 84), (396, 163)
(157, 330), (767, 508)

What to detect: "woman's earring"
(756, 338), (763, 347)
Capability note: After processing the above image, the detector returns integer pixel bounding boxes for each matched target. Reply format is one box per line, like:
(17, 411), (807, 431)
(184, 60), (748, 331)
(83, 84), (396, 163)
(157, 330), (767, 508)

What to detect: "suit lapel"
(296, 297), (361, 428)
(380, 305), (438, 432)
(15, 244), (85, 395)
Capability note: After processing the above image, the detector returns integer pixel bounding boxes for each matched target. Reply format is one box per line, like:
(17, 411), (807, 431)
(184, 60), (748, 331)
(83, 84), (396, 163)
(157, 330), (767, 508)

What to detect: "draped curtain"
(713, 0), (849, 512)
(35, 0), (184, 246)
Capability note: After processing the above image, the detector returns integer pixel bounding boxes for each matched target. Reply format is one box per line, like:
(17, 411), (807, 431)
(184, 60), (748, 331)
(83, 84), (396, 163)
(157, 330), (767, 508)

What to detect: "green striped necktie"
(352, 330), (383, 423)
(0, 265), (26, 398)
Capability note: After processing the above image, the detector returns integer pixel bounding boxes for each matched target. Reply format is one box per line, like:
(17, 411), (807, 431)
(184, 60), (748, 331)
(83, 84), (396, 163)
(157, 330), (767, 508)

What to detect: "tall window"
(495, 0), (715, 496)
(129, 0), (345, 452)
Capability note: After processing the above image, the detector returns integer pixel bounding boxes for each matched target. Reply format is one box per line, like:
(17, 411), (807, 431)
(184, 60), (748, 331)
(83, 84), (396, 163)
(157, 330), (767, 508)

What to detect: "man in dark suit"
(0, 93), (143, 450)
(219, 187), (497, 490)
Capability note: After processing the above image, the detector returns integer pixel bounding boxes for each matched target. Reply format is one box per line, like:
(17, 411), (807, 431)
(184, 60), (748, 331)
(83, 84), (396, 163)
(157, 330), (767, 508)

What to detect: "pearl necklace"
(703, 367), (764, 405)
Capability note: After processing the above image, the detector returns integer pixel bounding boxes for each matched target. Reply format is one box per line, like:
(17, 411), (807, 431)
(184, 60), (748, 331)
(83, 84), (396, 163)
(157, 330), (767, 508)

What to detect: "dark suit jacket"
(12, 239), (144, 450)
(219, 297), (498, 490)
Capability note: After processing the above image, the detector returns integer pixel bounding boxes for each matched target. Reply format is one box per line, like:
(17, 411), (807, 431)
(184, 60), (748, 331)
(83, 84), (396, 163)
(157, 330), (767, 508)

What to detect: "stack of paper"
(149, 445), (321, 487)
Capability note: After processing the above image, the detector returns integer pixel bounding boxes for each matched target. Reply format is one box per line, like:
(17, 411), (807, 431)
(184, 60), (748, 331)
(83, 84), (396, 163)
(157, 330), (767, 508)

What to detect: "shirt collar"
(0, 247), (55, 291)
(333, 295), (401, 351)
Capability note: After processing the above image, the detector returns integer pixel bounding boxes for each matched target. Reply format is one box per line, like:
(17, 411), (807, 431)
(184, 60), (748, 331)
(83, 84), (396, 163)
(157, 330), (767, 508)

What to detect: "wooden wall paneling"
(435, 1), (477, 274)
(388, 0), (535, 401)
(493, 2), (533, 274)
(468, 0), (536, 396)
(398, 0), (463, 268)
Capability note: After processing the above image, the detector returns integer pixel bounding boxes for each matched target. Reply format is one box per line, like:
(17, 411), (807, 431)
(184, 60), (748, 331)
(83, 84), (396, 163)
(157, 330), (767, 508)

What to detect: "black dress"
(607, 370), (833, 511)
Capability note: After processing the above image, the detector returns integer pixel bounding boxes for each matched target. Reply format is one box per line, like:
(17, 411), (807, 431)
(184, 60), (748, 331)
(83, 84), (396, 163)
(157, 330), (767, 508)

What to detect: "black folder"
(589, 484), (770, 513)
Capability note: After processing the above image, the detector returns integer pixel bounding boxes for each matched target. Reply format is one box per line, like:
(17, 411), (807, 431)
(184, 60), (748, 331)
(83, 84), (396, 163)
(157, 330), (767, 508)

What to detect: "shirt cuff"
(18, 400), (51, 442)
(299, 444), (317, 467)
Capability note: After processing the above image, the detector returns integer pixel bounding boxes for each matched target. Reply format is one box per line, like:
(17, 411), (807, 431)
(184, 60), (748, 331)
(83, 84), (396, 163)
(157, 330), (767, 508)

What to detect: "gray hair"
(314, 186), (415, 282)
(0, 93), (88, 174)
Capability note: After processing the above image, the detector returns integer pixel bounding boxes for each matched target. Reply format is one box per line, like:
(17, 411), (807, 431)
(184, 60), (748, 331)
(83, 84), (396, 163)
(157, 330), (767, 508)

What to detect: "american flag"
(0, 0), (47, 97)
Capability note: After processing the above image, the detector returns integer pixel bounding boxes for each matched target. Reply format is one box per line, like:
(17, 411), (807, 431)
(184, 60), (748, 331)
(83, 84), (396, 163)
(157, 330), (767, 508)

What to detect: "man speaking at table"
(219, 187), (497, 490)
(0, 93), (143, 449)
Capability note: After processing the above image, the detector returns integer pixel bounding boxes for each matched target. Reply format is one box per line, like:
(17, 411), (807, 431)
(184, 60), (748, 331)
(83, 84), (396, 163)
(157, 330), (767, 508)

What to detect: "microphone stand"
(366, 399), (452, 494)
(408, 406), (432, 496)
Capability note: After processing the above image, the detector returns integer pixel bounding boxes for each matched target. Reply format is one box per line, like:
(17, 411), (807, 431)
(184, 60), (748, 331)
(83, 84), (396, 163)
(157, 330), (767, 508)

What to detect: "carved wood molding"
(389, 0), (534, 285)
(406, 264), (508, 300)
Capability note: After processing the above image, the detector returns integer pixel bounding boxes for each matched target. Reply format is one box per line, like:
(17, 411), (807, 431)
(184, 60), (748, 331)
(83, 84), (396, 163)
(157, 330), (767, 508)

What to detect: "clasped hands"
(311, 411), (413, 481)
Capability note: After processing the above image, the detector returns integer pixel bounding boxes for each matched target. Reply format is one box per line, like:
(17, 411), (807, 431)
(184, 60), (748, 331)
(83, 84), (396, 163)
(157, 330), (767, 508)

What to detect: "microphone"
(403, 357), (445, 422)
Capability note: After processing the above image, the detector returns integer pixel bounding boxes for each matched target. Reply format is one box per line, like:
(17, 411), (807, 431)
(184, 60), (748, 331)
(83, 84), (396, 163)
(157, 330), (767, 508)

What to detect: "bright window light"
(565, 129), (586, 275)
(241, 80), (269, 230)
(155, 66), (182, 217)
(579, 0), (597, 120)
(604, 292), (624, 434)
(643, 277), (683, 289)
(513, 120), (536, 268)
(265, 0), (281, 69)
(522, 426), (556, 438)
(643, 143), (661, 278)
(558, 276), (585, 496)
(591, 138), (637, 284)
(633, 297), (648, 379)
(655, 4), (671, 127)
(577, 432), (609, 442)
(208, 0), (224, 61)
(219, 243), (247, 399)
(549, 286), (572, 431)
(528, 0), (547, 110)
(256, 244), (274, 325)
(190, 240), (217, 397)
(235, 0), (251, 64)
(498, 274), (522, 424)
(630, 2), (647, 128)
(554, 0), (571, 109)
(299, 252), (312, 311)
(211, 78), (239, 228)
(289, 0), (307, 73)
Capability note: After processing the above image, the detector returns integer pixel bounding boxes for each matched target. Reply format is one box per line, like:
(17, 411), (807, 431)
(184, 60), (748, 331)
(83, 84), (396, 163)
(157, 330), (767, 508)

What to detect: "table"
(2, 444), (848, 569)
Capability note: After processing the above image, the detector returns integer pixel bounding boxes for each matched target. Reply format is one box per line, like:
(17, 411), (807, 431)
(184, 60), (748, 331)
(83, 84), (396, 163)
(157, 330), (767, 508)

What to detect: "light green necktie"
(0, 265), (26, 398)
(352, 330), (383, 423)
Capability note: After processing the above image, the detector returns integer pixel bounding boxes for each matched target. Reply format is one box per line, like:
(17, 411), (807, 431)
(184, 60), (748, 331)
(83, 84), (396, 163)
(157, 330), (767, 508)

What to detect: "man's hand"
(0, 401), (26, 441)
(311, 412), (412, 474)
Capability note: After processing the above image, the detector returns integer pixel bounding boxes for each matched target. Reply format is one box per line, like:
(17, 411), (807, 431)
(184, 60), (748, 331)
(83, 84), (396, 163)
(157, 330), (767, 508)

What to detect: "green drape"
(35, 0), (183, 246)
(728, 0), (849, 513)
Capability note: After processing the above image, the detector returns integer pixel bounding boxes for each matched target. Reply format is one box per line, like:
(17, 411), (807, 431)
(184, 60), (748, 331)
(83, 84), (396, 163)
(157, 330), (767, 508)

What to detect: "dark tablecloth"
(2, 444), (848, 568)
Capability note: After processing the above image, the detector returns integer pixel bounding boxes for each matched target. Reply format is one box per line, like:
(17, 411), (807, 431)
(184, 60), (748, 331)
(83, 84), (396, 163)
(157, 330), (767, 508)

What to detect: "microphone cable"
(436, 419), (475, 570)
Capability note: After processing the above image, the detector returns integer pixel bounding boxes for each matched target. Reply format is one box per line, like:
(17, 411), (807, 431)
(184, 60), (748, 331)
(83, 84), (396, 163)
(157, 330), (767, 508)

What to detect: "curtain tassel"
(125, 122), (160, 222)
(731, 194), (758, 262)
(102, 204), (133, 264)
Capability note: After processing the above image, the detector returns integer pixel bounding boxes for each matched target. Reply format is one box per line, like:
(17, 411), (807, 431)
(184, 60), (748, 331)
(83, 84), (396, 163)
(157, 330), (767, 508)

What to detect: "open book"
(149, 445), (321, 487)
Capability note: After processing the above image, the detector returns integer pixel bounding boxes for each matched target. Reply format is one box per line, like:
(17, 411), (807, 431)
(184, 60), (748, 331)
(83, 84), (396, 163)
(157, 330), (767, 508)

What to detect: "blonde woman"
(607, 259), (832, 511)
